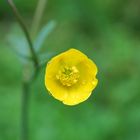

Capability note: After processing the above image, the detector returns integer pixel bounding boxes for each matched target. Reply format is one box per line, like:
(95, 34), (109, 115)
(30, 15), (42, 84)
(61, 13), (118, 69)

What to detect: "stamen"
(56, 66), (79, 86)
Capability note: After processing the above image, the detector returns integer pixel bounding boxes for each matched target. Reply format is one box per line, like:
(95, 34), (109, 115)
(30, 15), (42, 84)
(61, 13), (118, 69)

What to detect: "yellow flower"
(45, 49), (98, 105)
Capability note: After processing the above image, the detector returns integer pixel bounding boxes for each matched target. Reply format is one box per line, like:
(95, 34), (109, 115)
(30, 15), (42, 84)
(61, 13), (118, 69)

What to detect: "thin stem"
(21, 80), (30, 140)
(7, 2), (41, 140)
(31, 0), (48, 36)
(7, 0), (39, 68)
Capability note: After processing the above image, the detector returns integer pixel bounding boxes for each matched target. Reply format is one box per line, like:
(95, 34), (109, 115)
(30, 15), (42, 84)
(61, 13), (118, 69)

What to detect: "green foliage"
(7, 21), (56, 65)
(1, 0), (140, 140)
(38, 52), (55, 66)
(34, 20), (56, 52)
(7, 24), (30, 63)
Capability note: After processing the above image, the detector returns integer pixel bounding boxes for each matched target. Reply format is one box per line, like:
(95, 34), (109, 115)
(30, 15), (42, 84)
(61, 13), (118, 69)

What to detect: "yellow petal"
(45, 48), (98, 105)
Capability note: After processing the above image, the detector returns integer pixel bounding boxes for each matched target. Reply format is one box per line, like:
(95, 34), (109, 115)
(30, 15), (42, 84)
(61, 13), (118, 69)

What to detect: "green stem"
(31, 0), (48, 36)
(21, 80), (30, 140)
(7, 0), (39, 68)
(7, 1), (42, 140)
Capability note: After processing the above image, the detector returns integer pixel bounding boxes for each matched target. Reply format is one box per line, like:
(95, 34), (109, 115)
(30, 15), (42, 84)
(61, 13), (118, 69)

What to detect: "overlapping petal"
(45, 49), (98, 105)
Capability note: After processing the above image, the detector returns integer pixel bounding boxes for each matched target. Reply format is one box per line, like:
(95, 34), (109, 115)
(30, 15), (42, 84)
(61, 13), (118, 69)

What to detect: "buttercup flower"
(45, 49), (98, 105)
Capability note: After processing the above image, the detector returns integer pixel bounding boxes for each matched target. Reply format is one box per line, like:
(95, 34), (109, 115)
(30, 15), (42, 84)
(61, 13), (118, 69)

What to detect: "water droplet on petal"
(92, 79), (97, 85)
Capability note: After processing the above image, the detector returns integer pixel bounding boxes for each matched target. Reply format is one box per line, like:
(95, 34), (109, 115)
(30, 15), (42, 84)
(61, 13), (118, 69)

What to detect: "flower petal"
(45, 48), (98, 105)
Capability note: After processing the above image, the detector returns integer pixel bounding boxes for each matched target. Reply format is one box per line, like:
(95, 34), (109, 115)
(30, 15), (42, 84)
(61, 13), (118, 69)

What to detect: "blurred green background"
(0, 0), (140, 140)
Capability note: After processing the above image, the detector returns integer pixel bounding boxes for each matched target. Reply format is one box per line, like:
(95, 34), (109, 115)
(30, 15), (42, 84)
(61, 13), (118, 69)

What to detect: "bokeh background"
(0, 0), (140, 140)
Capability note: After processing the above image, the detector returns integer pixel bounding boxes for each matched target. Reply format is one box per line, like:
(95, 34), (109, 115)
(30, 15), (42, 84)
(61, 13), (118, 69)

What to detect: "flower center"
(56, 66), (80, 87)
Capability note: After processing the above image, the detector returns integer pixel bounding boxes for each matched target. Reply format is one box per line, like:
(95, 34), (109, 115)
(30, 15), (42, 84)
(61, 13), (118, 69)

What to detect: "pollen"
(56, 66), (80, 87)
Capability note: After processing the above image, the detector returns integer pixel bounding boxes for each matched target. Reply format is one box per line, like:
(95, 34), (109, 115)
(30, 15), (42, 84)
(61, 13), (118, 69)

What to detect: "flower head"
(45, 49), (98, 105)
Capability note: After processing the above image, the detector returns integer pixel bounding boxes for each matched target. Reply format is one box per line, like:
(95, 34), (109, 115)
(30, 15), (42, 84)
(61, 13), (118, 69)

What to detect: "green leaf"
(7, 25), (31, 63)
(34, 20), (56, 52)
(8, 42), (31, 64)
(39, 52), (55, 66)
